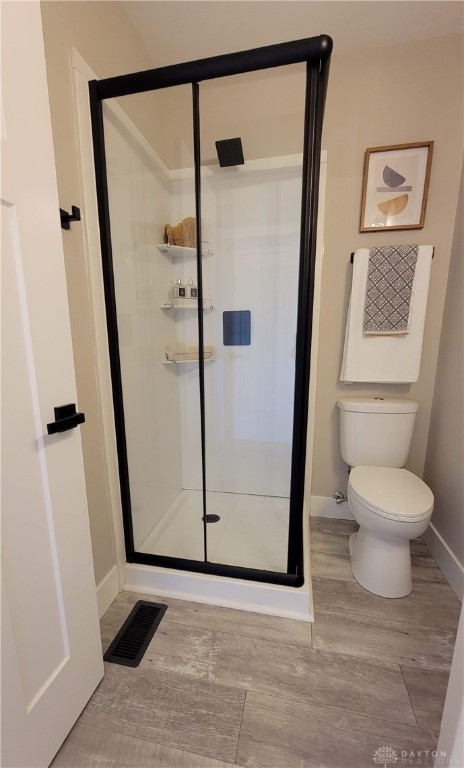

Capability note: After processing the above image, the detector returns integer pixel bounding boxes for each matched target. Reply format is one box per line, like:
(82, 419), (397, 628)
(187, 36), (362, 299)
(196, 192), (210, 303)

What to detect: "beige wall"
(313, 34), (463, 497)
(423, 164), (463, 567)
(40, 1), (159, 585)
(162, 65), (306, 169)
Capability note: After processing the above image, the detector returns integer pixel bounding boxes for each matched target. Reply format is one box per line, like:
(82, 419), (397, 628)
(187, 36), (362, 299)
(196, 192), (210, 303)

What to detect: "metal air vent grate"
(103, 601), (167, 667)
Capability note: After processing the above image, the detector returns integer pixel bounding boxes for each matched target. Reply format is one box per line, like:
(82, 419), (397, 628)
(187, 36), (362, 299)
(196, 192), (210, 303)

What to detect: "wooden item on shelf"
(164, 217), (196, 248)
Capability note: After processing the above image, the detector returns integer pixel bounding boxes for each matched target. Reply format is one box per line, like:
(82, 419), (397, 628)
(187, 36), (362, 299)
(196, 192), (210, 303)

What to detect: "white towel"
(340, 245), (433, 383)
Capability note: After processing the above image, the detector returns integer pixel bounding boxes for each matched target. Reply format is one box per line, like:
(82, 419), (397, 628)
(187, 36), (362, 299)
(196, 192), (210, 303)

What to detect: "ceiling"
(122, 1), (463, 67)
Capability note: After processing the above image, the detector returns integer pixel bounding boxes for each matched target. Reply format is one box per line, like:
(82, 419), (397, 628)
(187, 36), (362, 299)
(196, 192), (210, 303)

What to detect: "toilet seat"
(349, 466), (434, 523)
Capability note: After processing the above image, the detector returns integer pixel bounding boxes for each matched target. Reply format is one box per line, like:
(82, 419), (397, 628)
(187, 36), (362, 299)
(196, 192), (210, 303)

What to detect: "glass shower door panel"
(198, 66), (306, 572)
(102, 87), (205, 562)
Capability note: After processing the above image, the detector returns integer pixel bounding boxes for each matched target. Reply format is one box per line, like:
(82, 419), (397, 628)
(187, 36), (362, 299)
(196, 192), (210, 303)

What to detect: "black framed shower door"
(89, 35), (332, 588)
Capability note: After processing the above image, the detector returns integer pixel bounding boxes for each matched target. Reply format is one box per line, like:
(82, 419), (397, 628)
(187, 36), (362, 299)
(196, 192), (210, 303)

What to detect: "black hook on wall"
(60, 205), (81, 230)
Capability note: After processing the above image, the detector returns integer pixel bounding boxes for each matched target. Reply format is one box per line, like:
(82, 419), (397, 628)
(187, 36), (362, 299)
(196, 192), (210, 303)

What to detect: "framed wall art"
(360, 141), (434, 232)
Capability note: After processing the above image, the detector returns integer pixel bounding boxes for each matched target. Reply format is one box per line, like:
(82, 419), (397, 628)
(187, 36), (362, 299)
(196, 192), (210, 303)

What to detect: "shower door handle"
(47, 403), (86, 435)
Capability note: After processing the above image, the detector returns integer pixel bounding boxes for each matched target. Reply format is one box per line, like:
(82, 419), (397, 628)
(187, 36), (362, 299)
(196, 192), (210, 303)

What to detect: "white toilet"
(337, 397), (434, 598)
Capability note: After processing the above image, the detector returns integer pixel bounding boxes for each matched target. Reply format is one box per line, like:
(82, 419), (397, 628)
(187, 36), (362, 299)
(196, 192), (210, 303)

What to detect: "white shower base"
(138, 489), (289, 572)
(125, 492), (313, 622)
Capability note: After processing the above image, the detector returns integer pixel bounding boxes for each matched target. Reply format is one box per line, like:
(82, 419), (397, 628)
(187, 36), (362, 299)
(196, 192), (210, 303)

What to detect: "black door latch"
(47, 403), (85, 435)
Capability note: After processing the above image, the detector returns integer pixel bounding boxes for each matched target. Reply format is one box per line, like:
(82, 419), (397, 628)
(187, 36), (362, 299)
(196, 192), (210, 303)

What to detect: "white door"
(1, 3), (104, 766)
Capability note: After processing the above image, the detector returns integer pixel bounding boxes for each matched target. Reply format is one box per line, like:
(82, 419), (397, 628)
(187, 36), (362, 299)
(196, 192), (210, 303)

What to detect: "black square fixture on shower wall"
(215, 138), (244, 167)
(223, 310), (251, 345)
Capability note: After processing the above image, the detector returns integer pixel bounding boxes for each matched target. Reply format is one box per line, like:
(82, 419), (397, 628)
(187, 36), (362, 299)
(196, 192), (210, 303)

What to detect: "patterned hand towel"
(363, 244), (418, 335)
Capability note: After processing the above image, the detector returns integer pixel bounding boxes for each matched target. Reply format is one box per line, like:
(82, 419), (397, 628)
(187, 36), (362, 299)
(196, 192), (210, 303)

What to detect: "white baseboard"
(310, 494), (354, 520)
(422, 524), (464, 602)
(96, 565), (121, 619)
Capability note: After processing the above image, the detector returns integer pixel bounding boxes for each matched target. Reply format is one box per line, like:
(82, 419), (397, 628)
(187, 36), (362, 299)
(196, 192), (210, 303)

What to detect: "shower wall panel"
(171, 164), (301, 498)
(103, 107), (183, 548)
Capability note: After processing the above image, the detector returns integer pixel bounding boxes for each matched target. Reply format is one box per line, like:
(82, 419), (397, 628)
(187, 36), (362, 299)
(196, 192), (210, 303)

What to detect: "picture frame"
(360, 141), (434, 232)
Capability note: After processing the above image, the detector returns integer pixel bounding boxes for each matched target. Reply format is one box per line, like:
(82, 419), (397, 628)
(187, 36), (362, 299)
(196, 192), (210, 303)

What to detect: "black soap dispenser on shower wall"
(172, 273), (186, 298)
(187, 278), (198, 299)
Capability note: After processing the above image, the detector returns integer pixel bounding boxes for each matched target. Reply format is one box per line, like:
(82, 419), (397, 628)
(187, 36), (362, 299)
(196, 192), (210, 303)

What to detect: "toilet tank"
(337, 397), (419, 468)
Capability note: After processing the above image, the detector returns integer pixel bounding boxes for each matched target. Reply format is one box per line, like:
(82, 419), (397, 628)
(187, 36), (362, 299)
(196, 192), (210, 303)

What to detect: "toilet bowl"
(337, 398), (434, 599)
(348, 466), (433, 598)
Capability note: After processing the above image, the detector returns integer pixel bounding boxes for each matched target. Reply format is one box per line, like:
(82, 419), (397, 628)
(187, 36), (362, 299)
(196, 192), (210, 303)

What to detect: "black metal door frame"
(89, 35), (332, 588)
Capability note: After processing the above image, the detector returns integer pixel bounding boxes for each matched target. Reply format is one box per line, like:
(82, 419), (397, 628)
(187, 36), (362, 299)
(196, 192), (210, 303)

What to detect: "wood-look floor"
(52, 519), (461, 768)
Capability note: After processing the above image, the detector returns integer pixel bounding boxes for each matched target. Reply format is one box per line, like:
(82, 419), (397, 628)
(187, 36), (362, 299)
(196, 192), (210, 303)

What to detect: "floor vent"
(103, 601), (167, 667)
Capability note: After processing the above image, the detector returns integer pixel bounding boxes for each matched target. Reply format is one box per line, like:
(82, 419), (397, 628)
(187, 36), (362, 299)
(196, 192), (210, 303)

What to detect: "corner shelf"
(163, 355), (216, 365)
(156, 243), (214, 258)
(164, 344), (215, 364)
(160, 298), (214, 311)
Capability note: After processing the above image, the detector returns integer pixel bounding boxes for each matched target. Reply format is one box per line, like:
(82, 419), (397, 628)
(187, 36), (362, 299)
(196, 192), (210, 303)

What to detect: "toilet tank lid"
(337, 397), (419, 414)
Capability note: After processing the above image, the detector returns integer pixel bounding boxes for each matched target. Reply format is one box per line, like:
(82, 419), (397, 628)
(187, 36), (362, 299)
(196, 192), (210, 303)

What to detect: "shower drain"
(203, 514), (221, 523)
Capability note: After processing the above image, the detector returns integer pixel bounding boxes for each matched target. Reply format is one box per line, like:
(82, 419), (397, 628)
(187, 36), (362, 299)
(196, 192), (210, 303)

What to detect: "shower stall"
(89, 36), (332, 616)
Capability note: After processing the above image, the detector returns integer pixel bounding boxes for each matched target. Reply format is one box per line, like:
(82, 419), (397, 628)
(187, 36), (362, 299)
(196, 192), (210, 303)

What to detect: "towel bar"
(350, 247), (434, 263)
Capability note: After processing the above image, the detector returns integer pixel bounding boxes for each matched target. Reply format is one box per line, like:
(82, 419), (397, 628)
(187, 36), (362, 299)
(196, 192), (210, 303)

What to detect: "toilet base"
(349, 528), (413, 598)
